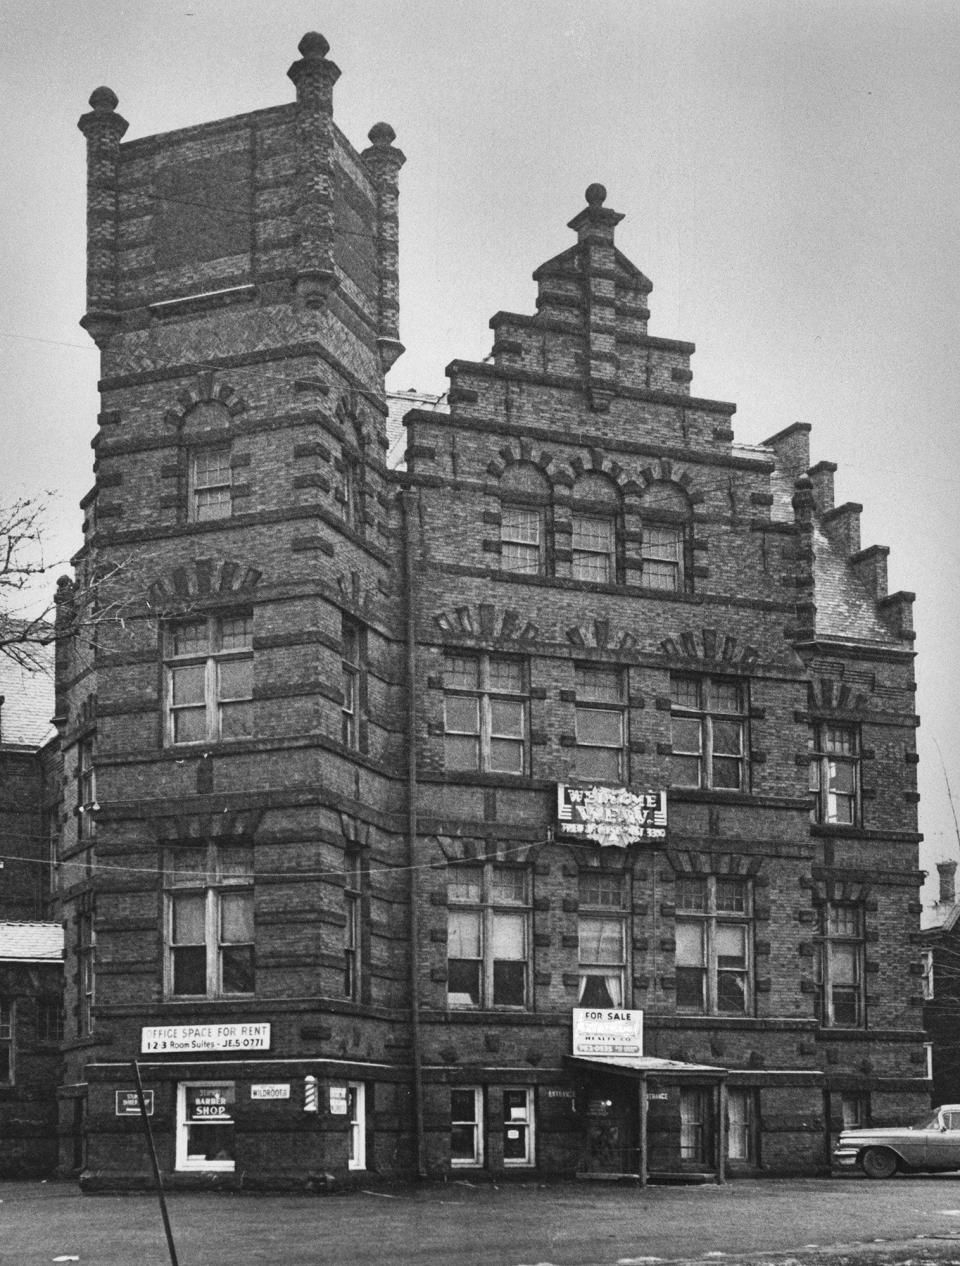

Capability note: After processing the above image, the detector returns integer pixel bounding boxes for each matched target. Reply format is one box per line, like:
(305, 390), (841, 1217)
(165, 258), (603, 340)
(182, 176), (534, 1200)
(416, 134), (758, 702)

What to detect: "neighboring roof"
(386, 389), (449, 470)
(812, 525), (898, 643)
(0, 639), (55, 748)
(0, 921), (64, 961)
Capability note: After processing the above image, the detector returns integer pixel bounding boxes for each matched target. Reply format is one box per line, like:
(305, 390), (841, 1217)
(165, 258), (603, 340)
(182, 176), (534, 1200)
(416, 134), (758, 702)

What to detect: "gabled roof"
(812, 526), (899, 643)
(0, 637), (55, 748)
(0, 921), (64, 961)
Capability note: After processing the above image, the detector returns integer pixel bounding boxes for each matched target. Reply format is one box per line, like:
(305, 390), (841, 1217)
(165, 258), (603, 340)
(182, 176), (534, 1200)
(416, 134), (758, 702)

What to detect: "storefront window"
(347, 1082), (366, 1170)
(176, 1081), (236, 1172)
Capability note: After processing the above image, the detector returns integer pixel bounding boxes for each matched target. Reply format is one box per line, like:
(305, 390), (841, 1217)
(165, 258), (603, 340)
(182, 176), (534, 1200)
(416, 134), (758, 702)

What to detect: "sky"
(1, 0), (957, 911)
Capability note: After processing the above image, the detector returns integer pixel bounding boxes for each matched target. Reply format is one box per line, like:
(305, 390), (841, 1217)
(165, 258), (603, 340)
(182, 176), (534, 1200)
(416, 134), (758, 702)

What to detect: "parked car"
(834, 1106), (960, 1178)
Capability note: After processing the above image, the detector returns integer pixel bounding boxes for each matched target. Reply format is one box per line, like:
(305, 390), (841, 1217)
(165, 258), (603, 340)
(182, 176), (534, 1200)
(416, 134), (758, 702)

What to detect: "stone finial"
(368, 122), (397, 149)
(88, 86), (119, 113)
(298, 31), (330, 59)
(567, 182), (624, 239)
(585, 182), (607, 207)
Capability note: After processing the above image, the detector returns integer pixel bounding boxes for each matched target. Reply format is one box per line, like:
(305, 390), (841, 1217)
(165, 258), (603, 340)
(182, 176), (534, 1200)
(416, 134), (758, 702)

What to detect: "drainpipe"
(401, 490), (426, 1178)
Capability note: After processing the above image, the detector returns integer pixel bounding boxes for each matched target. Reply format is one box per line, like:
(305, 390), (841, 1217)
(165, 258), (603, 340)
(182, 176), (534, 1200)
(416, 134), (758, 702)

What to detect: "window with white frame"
(165, 843), (254, 998)
(639, 480), (691, 592)
(578, 871), (627, 1008)
(78, 908), (95, 1038)
(165, 613), (253, 745)
(671, 675), (748, 791)
(447, 864), (530, 1009)
(347, 1082), (366, 1170)
(341, 615), (365, 750)
(815, 903), (864, 1028)
(343, 854), (362, 1002)
(675, 875), (753, 1015)
(571, 473), (620, 583)
(921, 948), (934, 1001)
(808, 724), (860, 825)
(190, 446), (233, 521)
(573, 665), (627, 782)
(726, 1088), (758, 1163)
(503, 1087), (534, 1166)
(176, 1081), (236, 1171)
(443, 653), (527, 774)
(500, 462), (551, 576)
(451, 1087), (483, 1166)
(77, 734), (96, 842)
(0, 1000), (13, 1084)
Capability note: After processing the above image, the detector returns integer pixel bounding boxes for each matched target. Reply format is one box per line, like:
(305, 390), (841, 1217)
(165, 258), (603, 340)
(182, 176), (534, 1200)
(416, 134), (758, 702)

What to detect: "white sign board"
(250, 1084), (290, 1100)
(140, 1022), (271, 1054)
(329, 1085), (348, 1115)
(572, 1008), (643, 1057)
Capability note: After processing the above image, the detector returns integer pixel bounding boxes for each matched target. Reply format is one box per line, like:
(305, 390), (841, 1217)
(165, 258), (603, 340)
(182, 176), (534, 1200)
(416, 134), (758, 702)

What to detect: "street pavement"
(6, 1174), (960, 1265)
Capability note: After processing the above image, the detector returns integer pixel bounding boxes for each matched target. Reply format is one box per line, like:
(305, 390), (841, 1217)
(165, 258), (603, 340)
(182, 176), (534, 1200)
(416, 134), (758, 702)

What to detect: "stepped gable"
(0, 642), (54, 748)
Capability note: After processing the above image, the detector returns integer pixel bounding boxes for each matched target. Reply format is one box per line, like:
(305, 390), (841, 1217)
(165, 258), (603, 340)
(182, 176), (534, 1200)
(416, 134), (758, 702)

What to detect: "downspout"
(401, 490), (426, 1177)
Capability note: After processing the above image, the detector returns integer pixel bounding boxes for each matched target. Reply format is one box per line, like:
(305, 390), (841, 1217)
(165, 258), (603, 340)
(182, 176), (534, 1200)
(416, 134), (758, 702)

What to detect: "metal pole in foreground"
(132, 1060), (180, 1266)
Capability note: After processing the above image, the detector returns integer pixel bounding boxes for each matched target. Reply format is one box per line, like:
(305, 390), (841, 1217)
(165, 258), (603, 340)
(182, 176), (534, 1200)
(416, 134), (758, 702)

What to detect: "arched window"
(500, 463), (551, 576)
(640, 480), (691, 592)
(182, 402), (234, 523)
(338, 416), (366, 535)
(571, 473), (621, 583)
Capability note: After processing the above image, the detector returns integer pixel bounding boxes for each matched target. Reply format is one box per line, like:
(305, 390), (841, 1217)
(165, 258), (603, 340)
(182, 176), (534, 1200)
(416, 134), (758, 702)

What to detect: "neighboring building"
(919, 861), (960, 1106)
(0, 647), (63, 1176)
(56, 33), (926, 1189)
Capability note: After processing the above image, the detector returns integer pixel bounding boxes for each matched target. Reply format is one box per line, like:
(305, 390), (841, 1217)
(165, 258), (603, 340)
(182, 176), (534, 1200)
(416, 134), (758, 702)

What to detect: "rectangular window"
(166, 613), (253, 745)
(573, 666), (627, 782)
(343, 855), (362, 1002)
(176, 1081), (236, 1171)
(572, 515), (615, 583)
(78, 909), (95, 1038)
(841, 1092), (869, 1130)
(921, 949), (934, 1001)
(451, 1087), (483, 1167)
(726, 1088), (758, 1163)
(671, 676), (747, 791)
(37, 996), (64, 1044)
(675, 876), (753, 1015)
(341, 616), (365, 749)
(77, 734), (96, 842)
(578, 872), (627, 1008)
(642, 525), (684, 591)
(0, 1000), (13, 1085)
(809, 724), (860, 825)
(191, 447), (232, 522)
(447, 864), (530, 1009)
(815, 903), (864, 1028)
(166, 844), (254, 998)
(347, 1082), (366, 1170)
(503, 1088), (535, 1166)
(443, 653), (527, 774)
(501, 507), (542, 575)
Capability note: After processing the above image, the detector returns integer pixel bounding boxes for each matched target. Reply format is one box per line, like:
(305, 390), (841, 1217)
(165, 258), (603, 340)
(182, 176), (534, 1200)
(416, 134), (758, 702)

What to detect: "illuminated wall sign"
(140, 1022), (271, 1054)
(557, 785), (666, 847)
(573, 1008), (644, 1057)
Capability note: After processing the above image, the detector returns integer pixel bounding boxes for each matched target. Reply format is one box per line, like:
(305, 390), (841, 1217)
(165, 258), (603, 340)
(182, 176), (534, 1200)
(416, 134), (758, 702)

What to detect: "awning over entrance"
(565, 1054), (729, 1185)
(566, 1054), (727, 1079)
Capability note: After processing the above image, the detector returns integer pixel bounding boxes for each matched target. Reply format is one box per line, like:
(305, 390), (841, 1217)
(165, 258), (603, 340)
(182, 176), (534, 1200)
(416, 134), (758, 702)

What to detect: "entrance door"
(580, 1078), (639, 1175)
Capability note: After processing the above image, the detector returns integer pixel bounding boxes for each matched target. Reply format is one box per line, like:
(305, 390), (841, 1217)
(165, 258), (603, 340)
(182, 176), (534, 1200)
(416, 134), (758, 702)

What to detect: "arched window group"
(497, 463), (692, 592)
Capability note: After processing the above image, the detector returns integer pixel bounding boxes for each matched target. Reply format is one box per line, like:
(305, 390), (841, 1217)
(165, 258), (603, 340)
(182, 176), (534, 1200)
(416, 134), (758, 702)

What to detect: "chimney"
(938, 860), (957, 905)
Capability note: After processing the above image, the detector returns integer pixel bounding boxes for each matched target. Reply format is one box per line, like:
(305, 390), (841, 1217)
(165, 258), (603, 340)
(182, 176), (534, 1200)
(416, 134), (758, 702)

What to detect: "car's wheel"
(861, 1147), (898, 1179)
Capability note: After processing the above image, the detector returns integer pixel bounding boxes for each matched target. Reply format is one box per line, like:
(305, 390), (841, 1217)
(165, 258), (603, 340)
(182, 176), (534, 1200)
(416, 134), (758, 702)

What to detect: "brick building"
(0, 647), (63, 1175)
(919, 861), (960, 1107)
(56, 33), (927, 1188)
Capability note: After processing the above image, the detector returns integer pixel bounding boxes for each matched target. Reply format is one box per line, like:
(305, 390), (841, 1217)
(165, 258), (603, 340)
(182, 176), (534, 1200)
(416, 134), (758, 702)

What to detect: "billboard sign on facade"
(572, 1008), (644, 1057)
(140, 1022), (271, 1054)
(556, 785), (666, 847)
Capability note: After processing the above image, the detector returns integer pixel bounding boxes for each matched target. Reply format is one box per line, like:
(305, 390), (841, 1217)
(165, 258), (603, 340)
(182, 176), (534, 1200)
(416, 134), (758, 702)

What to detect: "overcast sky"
(1, 0), (957, 910)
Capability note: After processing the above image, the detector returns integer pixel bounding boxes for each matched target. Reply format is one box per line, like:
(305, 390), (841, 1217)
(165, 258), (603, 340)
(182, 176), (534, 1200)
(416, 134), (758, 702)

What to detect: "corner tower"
(59, 36), (412, 1187)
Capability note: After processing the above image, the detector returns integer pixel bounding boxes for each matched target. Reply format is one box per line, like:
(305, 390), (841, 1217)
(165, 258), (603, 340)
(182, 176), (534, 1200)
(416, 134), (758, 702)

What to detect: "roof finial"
(585, 183), (607, 208)
(298, 32), (330, 60)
